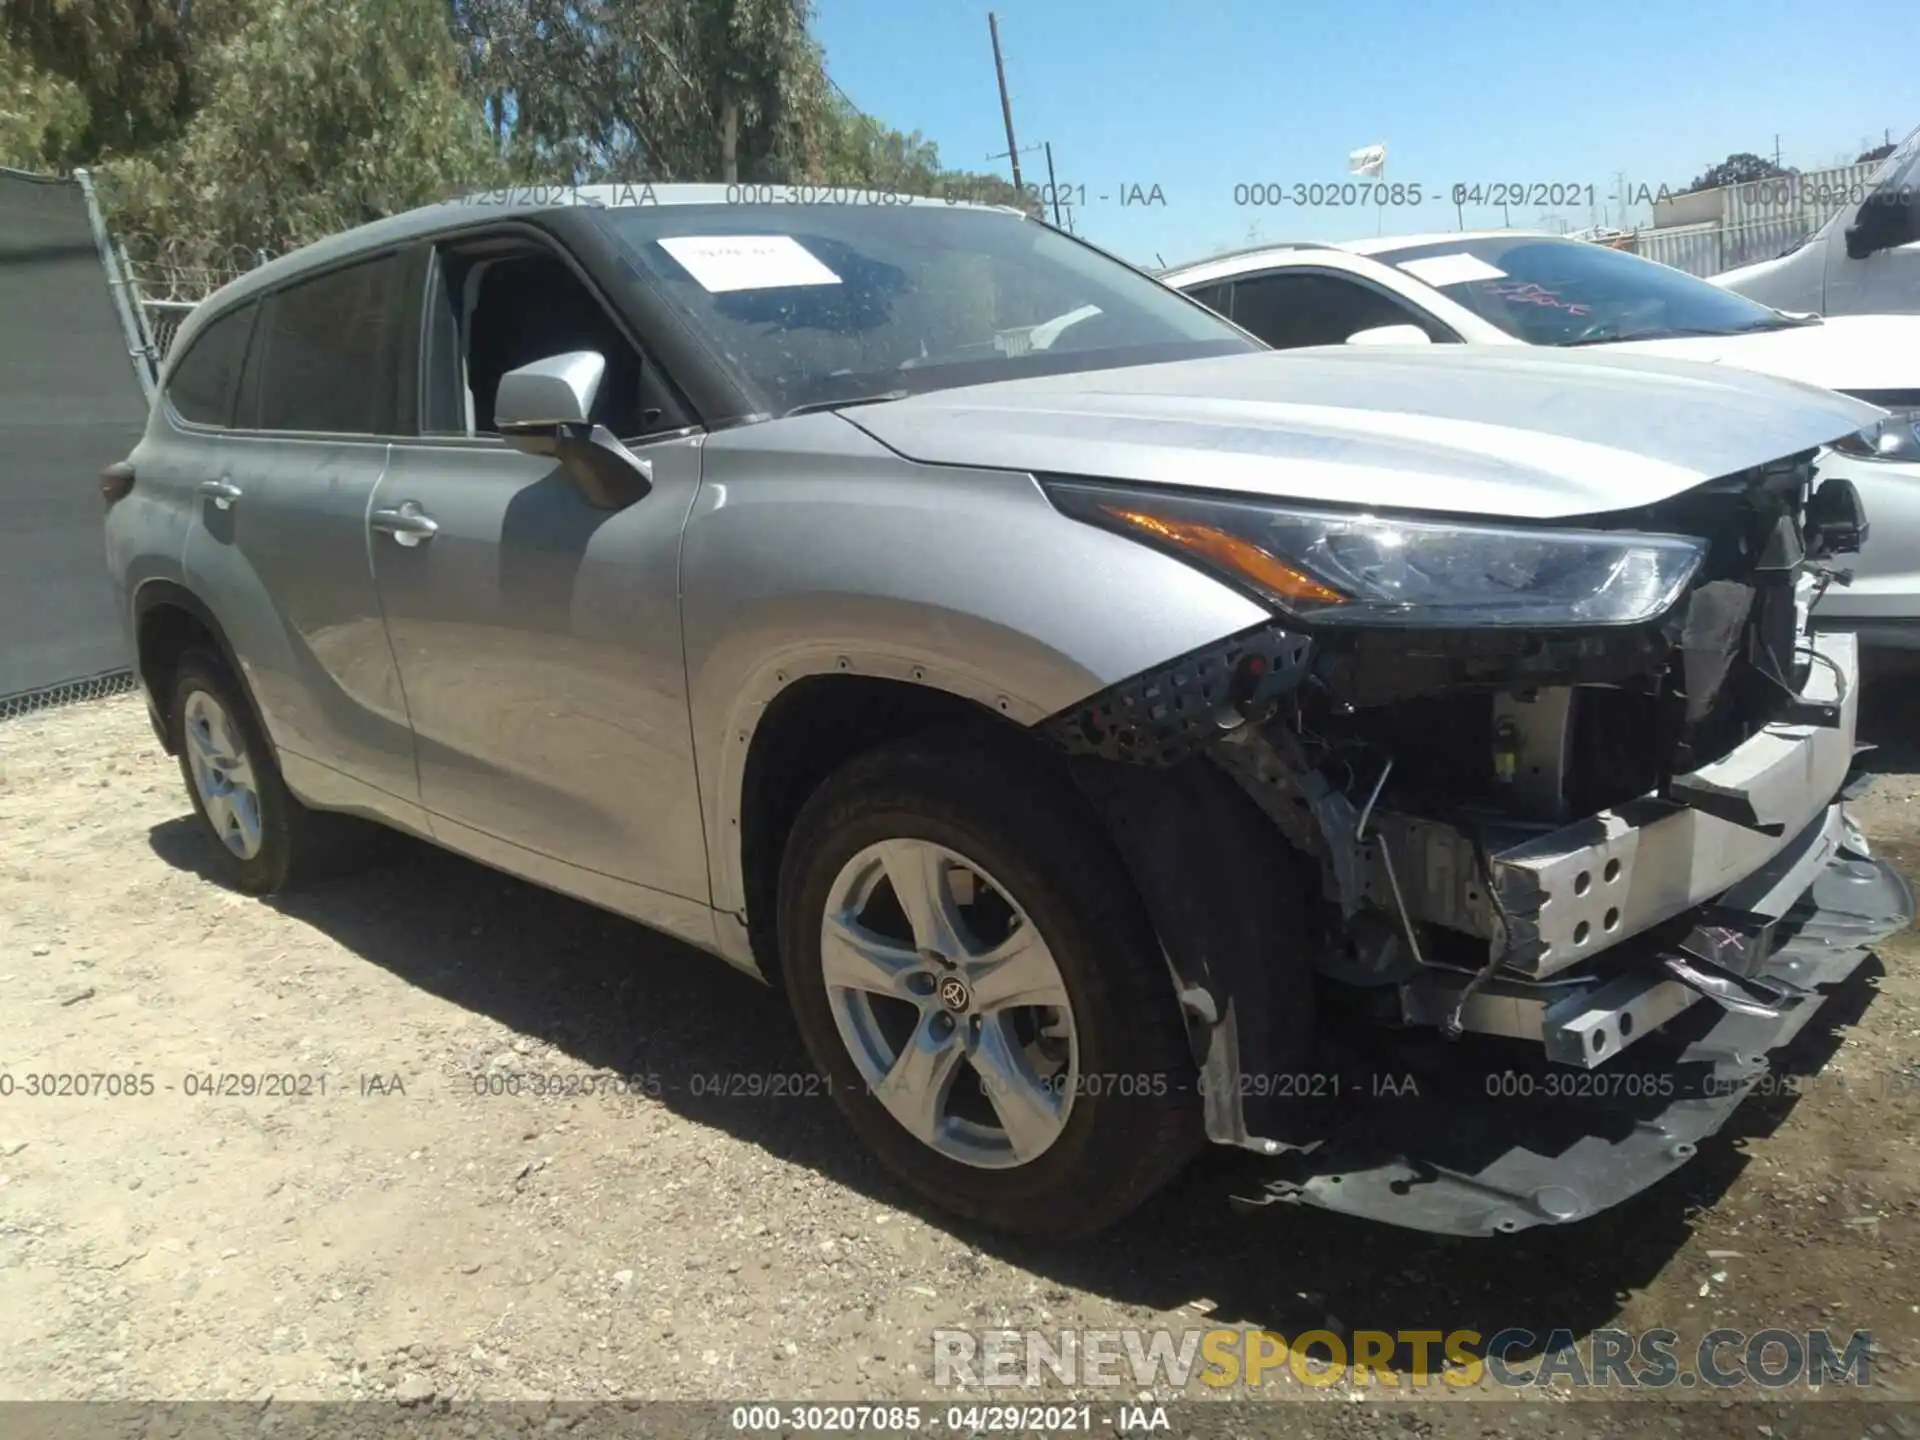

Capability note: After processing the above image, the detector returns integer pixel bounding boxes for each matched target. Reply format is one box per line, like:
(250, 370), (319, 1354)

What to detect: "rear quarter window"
(164, 302), (257, 427)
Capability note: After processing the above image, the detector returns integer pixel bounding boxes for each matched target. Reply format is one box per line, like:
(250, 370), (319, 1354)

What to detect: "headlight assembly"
(1831, 409), (1920, 463)
(1044, 479), (1707, 628)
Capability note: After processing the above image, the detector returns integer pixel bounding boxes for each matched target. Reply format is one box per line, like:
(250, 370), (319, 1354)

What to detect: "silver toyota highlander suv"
(102, 185), (1912, 1240)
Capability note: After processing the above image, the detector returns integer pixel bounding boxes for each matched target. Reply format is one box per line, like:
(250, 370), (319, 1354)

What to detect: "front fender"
(681, 412), (1271, 916)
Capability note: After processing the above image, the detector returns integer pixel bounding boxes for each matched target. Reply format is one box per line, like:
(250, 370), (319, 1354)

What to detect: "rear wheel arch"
(133, 581), (260, 754)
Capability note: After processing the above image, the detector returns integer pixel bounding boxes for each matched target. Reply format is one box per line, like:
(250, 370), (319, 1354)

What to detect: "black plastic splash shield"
(1040, 623), (1313, 766)
(1229, 850), (1913, 1237)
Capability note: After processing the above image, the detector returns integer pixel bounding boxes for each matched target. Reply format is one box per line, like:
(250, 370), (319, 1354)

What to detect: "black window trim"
(161, 298), (263, 433)
(1224, 263), (1465, 345)
(401, 220), (705, 452)
(228, 246), (410, 441)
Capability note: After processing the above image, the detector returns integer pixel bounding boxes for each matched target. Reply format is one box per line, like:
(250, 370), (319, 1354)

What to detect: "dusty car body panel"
(841, 347), (1881, 519)
(679, 410), (1272, 928)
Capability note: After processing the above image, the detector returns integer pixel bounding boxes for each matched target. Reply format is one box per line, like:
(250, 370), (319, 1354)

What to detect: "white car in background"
(1162, 232), (1920, 647)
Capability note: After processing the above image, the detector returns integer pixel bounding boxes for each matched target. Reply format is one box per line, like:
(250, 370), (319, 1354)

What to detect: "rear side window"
(165, 302), (256, 426)
(249, 254), (402, 434)
(1181, 281), (1231, 316)
(1229, 271), (1449, 348)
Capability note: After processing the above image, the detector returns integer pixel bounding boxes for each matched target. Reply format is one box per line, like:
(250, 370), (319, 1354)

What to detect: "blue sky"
(809, 0), (1912, 267)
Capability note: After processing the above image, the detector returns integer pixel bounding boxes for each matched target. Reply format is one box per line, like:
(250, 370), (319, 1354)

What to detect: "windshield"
(596, 204), (1257, 415)
(1377, 235), (1805, 345)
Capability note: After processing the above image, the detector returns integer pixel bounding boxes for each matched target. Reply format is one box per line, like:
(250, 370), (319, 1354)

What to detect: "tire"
(168, 646), (376, 894)
(777, 727), (1202, 1239)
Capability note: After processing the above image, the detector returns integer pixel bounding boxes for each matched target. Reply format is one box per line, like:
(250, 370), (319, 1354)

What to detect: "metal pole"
(73, 168), (155, 401)
(1044, 141), (1062, 227)
(988, 13), (1024, 194)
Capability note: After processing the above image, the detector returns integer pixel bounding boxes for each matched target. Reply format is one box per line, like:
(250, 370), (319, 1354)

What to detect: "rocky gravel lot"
(2, 682), (1918, 1436)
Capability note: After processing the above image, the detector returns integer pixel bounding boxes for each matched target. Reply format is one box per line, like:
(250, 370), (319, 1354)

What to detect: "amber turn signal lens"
(1100, 505), (1348, 606)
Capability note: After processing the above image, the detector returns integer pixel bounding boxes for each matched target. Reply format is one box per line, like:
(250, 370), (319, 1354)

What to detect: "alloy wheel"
(819, 838), (1078, 1169)
(182, 688), (265, 861)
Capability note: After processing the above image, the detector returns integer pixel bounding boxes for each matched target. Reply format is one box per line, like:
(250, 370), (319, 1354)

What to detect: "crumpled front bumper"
(1234, 627), (1914, 1236)
(1239, 837), (1910, 1236)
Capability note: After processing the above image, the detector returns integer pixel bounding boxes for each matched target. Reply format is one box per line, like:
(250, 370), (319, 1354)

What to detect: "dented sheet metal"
(1232, 847), (1912, 1237)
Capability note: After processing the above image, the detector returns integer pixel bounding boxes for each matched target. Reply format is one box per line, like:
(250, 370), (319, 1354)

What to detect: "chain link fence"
(0, 671), (140, 723)
(116, 232), (277, 372)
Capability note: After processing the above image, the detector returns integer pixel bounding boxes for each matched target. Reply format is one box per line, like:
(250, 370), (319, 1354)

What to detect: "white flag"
(1349, 143), (1387, 177)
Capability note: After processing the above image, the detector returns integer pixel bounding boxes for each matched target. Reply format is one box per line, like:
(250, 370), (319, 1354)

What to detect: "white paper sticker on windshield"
(657, 235), (842, 292)
(1396, 253), (1507, 287)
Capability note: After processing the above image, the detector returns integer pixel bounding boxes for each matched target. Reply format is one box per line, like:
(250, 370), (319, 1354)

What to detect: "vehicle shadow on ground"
(147, 804), (1886, 1374)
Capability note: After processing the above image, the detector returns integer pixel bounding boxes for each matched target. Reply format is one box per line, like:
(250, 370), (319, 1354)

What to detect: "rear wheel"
(778, 729), (1201, 1238)
(169, 648), (375, 893)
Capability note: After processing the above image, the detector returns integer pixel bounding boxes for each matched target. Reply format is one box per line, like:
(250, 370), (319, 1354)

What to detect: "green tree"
(1683, 151), (1795, 193)
(4, 0), (1038, 275)
(105, 0), (498, 267)
(443, 0), (837, 184)
(0, 31), (88, 167)
(0, 0), (254, 163)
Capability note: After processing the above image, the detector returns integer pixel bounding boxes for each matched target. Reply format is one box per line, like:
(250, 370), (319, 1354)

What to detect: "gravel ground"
(1, 684), (1917, 1433)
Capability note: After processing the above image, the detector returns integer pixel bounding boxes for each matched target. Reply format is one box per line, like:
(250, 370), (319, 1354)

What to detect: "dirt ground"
(2, 676), (1918, 1431)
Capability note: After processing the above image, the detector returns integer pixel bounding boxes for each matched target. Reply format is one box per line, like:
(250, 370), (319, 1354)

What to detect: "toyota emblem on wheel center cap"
(937, 975), (972, 1013)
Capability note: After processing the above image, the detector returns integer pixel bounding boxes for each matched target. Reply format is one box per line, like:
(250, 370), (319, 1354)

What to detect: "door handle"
(370, 500), (440, 547)
(198, 477), (242, 511)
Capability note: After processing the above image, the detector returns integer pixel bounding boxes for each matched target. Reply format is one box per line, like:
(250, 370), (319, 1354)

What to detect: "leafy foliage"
(1, 0), (249, 162)
(104, 0), (498, 267)
(0, 31), (88, 167)
(0, 0), (1030, 270)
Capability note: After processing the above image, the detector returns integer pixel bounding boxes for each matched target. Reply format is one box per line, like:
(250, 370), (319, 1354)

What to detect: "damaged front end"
(1037, 459), (1911, 1236)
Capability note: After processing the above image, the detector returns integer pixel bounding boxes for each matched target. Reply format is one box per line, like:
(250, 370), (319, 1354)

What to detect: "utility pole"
(1043, 141), (1062, 227)
(988, 13), (1024, 194)
(1773, 134), (1782, 168)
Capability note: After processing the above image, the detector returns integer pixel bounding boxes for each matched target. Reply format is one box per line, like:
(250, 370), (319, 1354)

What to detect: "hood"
(839, 347), (1881, 520)
(1600, 315), (1920, 394)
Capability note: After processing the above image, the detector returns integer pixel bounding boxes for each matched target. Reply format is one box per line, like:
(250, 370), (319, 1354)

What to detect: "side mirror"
(1345, 323), (1433, 346)
(494, 350), (652, 510)
(496, 351), (605, 450)
(1845, 194), (1917, 260)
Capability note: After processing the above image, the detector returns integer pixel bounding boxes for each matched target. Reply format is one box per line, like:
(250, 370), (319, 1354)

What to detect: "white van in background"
(1712, 123), (1920, 315)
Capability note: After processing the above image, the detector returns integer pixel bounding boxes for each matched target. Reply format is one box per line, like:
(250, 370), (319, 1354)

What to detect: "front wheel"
(777, 730), (1201, 1239)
